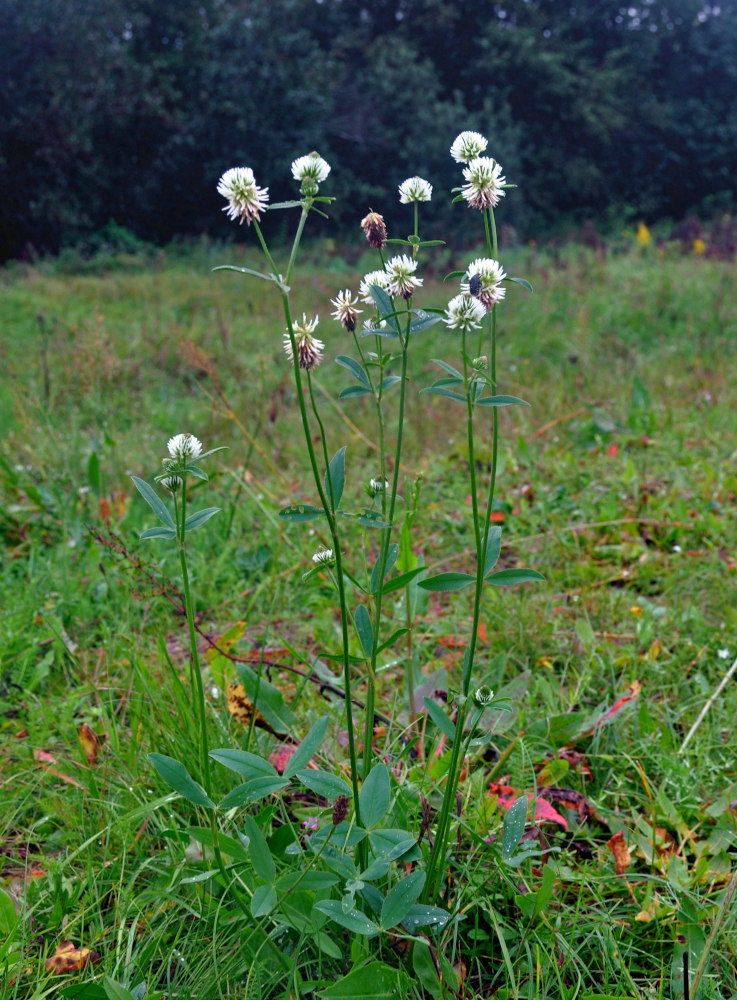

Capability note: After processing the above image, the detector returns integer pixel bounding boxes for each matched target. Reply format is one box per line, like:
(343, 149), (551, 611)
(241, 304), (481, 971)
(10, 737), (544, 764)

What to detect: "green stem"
(363, 310), (411, 777)
(177, 486), (212, 797)
(280, 299), (362, 827)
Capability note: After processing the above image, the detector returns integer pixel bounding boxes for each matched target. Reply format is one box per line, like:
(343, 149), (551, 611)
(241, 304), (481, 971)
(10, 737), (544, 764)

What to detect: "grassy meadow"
(1, 237), (736, 1000)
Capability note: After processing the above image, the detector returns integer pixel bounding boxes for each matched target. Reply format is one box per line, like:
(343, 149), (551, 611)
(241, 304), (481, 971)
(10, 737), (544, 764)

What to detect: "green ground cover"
(0, 242), (736, 999)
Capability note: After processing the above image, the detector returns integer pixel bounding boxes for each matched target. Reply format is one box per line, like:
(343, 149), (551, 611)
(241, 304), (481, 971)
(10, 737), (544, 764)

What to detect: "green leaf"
(251, 884), (277, 917)
(483, 525), (503, 576)
(313, 901), (379, 938)
(217, 776), (289, 809)
(212, 263), (282, 283)
(423, 698), (456, 741)
(485, 568), (545, 586)
(409, 310), (442, 334)
(417, 572), (475, 592)
(375, 627), (409, 655)
(336, 355), (371, 388)
(342, 508), (391, 529)
(507, 275), (533, 293)
(0, 887), (18, 936)
(140, 526), (177, 540)
(475, 394), (530, 407)
(88, 452), (101, 497)
(102, 977), (138, 1000)
(430, 358), (464, 378)
(148, 753), (215, 810)
(413, 941), (443, 999)
(279, 503), (324, 522)
(419, 386), (467, 403)
(354, 604), (374, 659)
(266, 200), (304, 211)
(380, 374), (402, 391)
(402, 904), (451, 933)
(185, 826), (249, 862)
(181, 464), (208, 481)
(368, 284), (398, 333)
(184, 507), (221, 532)
(325, 446), (346, 512)
(282, 715), (330, 779)
(318, 961), (410, 999)
(381, 567), (424, 595)
(297, 769), (353, 800)
(339, 385), (373, 399)
(131, 476), (175, 530)
(209, 749), (278, 780)
(430, 376), (464, 388)
(244, 814), (276, 883)
(502, 795), (528, 861)
(367, 829), (418, 863)
(370, 544), (399, 593)
(380, 870), (425, 930)
(359, 762), (390, 828)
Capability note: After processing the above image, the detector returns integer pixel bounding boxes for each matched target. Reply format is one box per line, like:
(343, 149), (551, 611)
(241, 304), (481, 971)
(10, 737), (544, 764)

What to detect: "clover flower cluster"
(157, 433), (203, 492)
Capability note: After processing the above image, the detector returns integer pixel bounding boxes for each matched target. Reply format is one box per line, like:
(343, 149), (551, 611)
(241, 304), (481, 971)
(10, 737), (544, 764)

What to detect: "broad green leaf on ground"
(148, 754), (215, 810)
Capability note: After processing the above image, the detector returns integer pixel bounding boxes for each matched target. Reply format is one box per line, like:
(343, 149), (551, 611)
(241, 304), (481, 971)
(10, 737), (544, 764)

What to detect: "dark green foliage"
(1, 0), (735, 260)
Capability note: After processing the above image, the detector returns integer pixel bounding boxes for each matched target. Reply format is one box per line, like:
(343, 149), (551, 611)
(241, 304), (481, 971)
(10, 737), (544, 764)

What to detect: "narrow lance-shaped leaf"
(336, 355), (371, 388)
(354, 605), (374, 659)
(486, 568), (545, 587)
(131, 476), (175, 530)
(148, 753), (215, 810)
(324, 446), (346, 512)
(483, 525), (503, 576)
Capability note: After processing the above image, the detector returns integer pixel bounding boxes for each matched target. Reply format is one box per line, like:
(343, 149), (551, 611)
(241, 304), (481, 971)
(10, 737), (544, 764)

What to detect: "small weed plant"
(130, 136), (546, 995)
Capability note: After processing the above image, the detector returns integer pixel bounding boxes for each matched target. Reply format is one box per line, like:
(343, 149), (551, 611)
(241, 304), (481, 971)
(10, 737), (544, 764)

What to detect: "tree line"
(1, 0), (735, 261)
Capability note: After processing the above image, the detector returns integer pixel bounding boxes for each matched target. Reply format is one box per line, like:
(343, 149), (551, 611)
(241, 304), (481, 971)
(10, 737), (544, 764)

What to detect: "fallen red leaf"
(607, 830), (632, 875)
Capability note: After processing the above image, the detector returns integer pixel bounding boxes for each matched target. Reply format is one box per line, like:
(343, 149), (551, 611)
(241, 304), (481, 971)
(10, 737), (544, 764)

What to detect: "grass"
(1, 237), (736, 1000)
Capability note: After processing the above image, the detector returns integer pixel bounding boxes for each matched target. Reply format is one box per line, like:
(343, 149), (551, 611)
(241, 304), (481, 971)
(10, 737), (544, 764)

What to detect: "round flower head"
(292, 152), (330, 196)
(359, 269), (391, 305)
(461, 157), (506, 211)
(450, 131), (488, 163)
(444, 293), (486, 331)
(160, 474), (183, 493)
(385, 255), (423, 300)
(461, 258), (507, 310)
(369, 477), (388, 494)
(361, 211), (387, 249)
(167, 433), (203, 462)
(217, 167), (269, 225)
(312, 547), (334, 566)
(284, 314), (324, 371)
(474, 686), (495, 707)
(330, 289), (362, 332)
(398, 176), (433, 204)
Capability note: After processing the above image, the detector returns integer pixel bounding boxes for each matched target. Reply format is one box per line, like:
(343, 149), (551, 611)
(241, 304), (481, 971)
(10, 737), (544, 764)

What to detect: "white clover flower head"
(444, 293), (486, 331)
(450, 130), (488, 163)
(461, 258), (507, 310)
(217, 167), (269, 225)
(461, 157), (506, 211)
(386, 254), (423, 300)
(291, 151), (331, 184)
(717, 647), (731, 660)
(331, 289), (362, 332)
(473, 685), (495, 707)
(284, 314), (324, 371)
(362, 317), (388, 334)
(167, 433), (203, 462)
(359, 269), (391, 305)
(398, 176), (433, 204)
(472, 355), (489, 371)
(312, 547), (335, 566)
(369, 477), (389, 494)
(160, 474), (183, 493)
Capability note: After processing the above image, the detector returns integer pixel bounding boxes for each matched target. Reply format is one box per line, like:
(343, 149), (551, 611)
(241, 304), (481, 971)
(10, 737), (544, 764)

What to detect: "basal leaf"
(148, 753), (215, 810)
